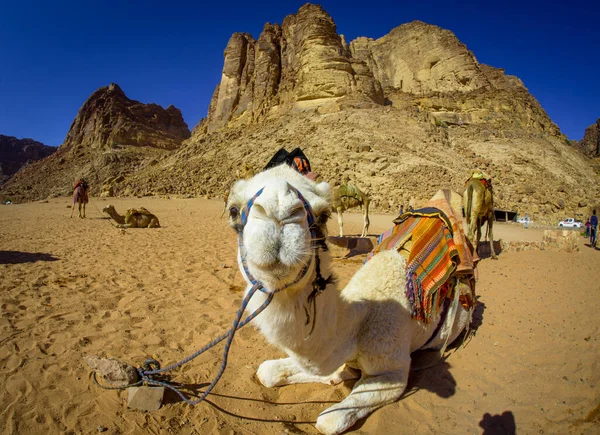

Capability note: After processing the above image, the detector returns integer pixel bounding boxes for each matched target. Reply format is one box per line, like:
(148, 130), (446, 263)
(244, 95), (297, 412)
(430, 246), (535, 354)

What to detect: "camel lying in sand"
(102, 205), (160, 228)
(226, 166), (474, 434)
(463, 171), (496, 259)
(332, 184), (370, 237)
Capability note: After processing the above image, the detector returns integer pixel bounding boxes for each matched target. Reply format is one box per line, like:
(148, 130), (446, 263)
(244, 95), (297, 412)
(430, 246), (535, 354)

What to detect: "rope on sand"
(91, 282), (277, 404)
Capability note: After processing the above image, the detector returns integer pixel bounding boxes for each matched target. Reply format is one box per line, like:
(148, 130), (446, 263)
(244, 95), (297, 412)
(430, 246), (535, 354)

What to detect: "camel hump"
(126, 207), (155, 217)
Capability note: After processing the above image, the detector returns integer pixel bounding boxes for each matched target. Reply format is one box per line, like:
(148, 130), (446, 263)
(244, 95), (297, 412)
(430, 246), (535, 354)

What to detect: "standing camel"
(71, 178), (89, 218)
(463, 173), (497, 259)
(332, 184), (370, 237)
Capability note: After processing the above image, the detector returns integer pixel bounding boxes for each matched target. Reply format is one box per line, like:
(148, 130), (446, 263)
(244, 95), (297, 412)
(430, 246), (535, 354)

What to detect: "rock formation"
(201, 6), (560, 140)
(2, 3), (598, 225)
(63, 83), (190, 151)
(1, 84), (189, 201)
(203, 4), (383, 133)
(0, 135), (56, 183)
(576, 118), (600, 157)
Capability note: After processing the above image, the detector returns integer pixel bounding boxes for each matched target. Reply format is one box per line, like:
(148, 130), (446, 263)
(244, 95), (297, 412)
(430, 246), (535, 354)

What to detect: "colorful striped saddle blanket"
(366, 190), (476, 323)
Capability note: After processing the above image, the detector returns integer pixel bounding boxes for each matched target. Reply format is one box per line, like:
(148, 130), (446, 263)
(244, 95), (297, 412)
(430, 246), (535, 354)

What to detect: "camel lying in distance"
(102, 205), (160, 228)
(463, 172), (497, 259)
(332, 184), (370, 237)
(226, 166), (474, 434)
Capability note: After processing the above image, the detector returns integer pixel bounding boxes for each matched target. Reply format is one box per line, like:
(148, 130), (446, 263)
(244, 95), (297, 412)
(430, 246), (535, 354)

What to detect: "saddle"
(126, 207), (154, 218)
(366, 191), (477, 324)
(337, 185), (362, 202)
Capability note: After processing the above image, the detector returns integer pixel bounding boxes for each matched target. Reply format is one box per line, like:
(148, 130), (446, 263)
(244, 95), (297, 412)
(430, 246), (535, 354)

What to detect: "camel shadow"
(327, 236), (374, 258)
(159, 379), (336, 425)
(470, 299), (486, 333)
(405, 359), (457, 398)
(479, 411), (517, 434)
(0, 250), (59, 264)
(476, 240), (503, 259)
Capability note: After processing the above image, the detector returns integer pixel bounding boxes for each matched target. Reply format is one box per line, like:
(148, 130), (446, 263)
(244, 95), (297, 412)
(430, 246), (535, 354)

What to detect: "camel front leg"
(256, 358), (358, 388)
(475, 218), (482, 257)
(337, 210), (344, 237)
(78, 203), (83, 218)
(315, 370), (408, 435)
(361, 210), (370, 237)
(488, 214), (497, 259)
(70, 204), (75, 218)
(82, 203), (86, 218)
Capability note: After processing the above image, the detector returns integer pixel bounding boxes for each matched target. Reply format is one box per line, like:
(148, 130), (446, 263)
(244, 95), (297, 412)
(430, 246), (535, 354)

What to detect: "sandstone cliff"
(63, 83), (190, 151)
(0, 135), (56, 183)
(204, 3), (383, 133)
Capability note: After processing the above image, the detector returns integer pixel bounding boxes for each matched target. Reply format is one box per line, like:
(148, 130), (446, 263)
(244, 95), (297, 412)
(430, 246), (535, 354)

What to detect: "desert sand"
(1, 196), (598, 434)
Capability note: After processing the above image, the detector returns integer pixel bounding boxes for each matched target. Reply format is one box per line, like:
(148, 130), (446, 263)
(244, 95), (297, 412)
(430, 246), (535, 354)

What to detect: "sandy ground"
(1, 196), (599, 435)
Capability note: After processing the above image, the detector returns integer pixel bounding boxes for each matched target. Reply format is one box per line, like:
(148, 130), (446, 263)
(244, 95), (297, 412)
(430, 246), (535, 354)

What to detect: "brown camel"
(332, 184), (370, 237)
(463, 173), (497, 259)
(102, 205), (160, 228)
(71, 179), (89, 219)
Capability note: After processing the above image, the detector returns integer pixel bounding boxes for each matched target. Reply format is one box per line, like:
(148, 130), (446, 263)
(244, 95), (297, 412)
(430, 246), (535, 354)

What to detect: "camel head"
(102, 205), (117, 215)
(227, 165), (331, 291)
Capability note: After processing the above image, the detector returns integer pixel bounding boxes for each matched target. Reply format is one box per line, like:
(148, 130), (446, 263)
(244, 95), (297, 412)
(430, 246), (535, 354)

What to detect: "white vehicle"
(517, 217), (531, 224)
(558, 218), (582, 228)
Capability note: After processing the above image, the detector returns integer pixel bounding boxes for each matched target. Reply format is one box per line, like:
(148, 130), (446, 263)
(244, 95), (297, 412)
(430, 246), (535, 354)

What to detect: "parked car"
(558, 218), (582, 228)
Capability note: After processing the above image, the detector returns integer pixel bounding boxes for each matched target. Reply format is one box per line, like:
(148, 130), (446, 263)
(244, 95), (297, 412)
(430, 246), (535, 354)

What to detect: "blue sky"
(1, 0), (598, 146)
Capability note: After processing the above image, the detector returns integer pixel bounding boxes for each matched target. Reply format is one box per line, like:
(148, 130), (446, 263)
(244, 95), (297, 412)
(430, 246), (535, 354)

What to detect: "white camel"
(226, 165), (472, 434)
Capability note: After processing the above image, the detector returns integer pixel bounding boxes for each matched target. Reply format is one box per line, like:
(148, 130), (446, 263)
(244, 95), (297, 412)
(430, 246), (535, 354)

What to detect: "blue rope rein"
(139, 282), (274, 405)
(93, 183), (318, 406)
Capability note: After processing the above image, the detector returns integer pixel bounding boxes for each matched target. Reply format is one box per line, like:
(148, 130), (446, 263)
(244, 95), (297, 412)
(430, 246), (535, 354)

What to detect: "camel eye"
(229, 206), (239, 219)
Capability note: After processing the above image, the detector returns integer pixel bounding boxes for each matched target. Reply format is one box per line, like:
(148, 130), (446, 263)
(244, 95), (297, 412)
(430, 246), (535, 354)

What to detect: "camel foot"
(256, 359), (294, 387)
(316, 409), (356, 435)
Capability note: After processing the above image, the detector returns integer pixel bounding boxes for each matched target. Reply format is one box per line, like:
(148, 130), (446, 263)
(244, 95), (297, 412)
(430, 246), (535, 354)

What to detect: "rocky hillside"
(0, 135), (56, 183)
(2, 3), (598, 224)
(1, 84), (190, 201)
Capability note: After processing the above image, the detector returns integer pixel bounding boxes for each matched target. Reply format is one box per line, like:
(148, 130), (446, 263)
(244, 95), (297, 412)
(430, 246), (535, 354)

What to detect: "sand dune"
(0, 197), (598, 434)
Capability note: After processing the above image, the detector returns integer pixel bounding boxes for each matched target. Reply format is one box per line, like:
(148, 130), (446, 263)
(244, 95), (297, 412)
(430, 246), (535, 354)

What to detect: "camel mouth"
(246, 252), (312, 284)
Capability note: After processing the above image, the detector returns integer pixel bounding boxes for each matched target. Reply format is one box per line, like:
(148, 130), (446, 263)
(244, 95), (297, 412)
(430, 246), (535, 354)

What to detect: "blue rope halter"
(94, 183), (319, 405)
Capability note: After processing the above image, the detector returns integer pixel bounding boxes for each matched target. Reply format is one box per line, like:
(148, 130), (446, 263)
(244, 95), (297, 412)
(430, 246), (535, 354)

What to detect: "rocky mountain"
(63, 83), (190, 151)
(1, 84), (190, 201)
(0, 135), (56, 183)
(575, 118), (600, 157)
(2, 3), (598, 224)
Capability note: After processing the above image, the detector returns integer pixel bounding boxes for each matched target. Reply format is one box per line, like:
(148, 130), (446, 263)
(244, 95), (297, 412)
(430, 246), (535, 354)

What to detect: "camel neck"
(245, 249), (356, 374)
